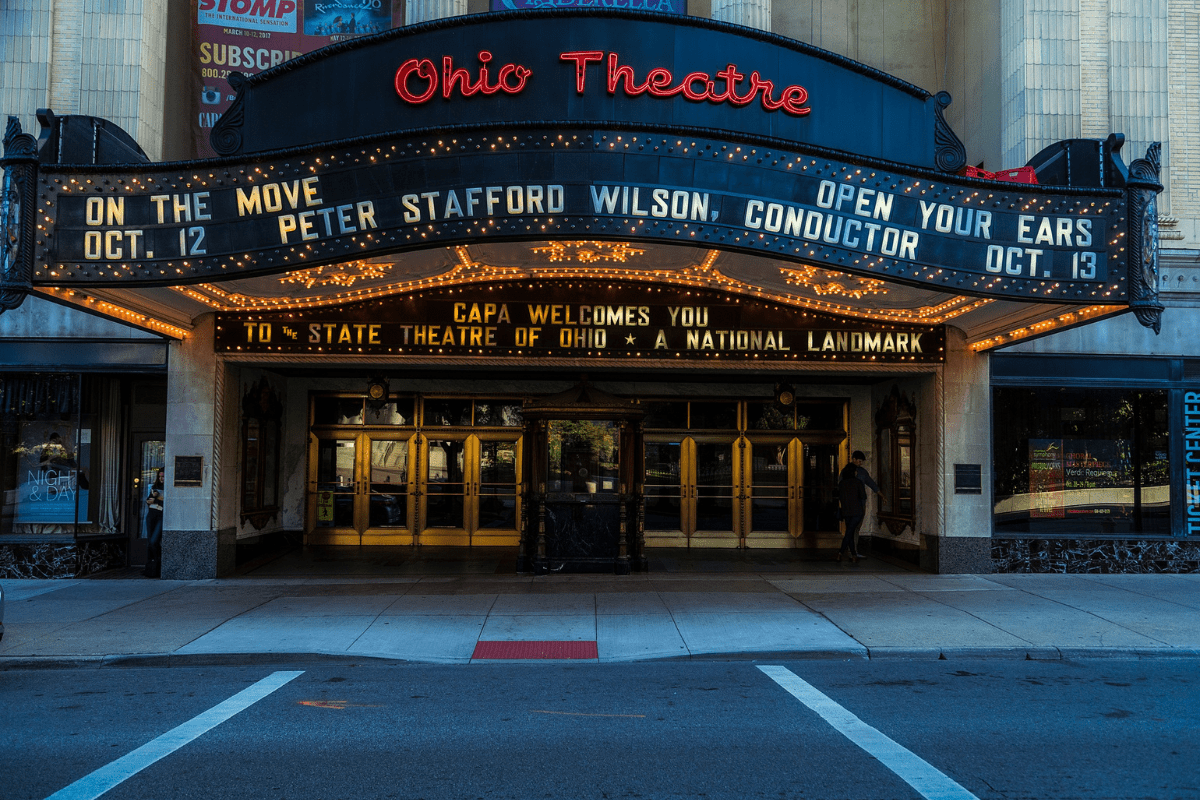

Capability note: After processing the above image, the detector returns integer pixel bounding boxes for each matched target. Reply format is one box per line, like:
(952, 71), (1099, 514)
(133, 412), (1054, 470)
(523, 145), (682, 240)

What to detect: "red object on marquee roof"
(960, 165), (1039, 184)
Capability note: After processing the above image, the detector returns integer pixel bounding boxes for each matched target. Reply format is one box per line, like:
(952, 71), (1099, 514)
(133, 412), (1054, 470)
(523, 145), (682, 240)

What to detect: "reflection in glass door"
(423, 436), (467, 540)
(745, 438), (803, 546)
(545, 420), (621, 560)
(692, 440), (737, 546)
(365, 436), (412, 544)
(128, 436), (165, 566)
(643, 437), (739, 547)
(309, 434), (416, 545)
(420, 434), (521, 546)
(311, 438), (358, 544)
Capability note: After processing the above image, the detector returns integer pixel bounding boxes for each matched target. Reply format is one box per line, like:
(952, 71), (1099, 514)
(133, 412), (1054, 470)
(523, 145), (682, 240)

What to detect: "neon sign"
(561, 51), (810, 115)
(393, 48), (810, 116)
(395, 51), (533, 103)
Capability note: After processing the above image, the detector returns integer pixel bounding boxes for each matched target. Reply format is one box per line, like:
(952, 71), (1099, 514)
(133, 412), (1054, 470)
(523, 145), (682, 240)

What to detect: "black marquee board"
(214, 281), (947, 364)
(30, 126), (1128, 302)
(1, 10), (1162, 319)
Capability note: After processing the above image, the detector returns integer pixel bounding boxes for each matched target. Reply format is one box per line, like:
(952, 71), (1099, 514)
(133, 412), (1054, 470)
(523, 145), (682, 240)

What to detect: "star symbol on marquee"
(625, 334), (637, 345)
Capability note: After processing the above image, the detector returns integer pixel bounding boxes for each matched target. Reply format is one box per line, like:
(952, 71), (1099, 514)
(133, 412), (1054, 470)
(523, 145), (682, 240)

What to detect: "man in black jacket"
(837, 450), (886, 562)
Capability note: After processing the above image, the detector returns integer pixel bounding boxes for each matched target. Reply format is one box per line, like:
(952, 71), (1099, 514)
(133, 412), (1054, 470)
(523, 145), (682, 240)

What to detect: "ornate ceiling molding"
(168, 243), (1002, 327)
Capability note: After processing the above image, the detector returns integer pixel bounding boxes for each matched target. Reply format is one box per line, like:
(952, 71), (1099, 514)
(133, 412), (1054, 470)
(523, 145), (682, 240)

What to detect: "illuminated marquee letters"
(393, 48), (810, 116)
(560, 51), (810, 115)
(395, 51), (533, 103)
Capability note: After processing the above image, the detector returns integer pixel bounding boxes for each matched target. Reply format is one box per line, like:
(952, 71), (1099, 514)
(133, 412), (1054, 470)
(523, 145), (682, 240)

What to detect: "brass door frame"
(307, 431), (418, 545)
(743, 435), (804, 547)
(643, 433), (741, 548)
(307, 433), (362, 545)
(471, 432), (522, 547)
(419, 431), (522, 547)
(362, 432), (418, 545)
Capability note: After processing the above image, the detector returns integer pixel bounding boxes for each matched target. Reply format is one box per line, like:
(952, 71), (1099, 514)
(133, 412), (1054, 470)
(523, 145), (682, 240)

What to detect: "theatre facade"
(0, 9), (1182, 577)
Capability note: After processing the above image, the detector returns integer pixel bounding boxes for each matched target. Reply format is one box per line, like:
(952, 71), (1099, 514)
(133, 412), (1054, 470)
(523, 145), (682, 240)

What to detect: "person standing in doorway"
(144, 468), (164, 578)
(837, 450), (886, 562)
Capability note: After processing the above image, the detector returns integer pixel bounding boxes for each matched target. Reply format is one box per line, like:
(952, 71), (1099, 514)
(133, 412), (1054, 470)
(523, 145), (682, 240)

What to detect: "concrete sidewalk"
(3, 571), (1199, 666)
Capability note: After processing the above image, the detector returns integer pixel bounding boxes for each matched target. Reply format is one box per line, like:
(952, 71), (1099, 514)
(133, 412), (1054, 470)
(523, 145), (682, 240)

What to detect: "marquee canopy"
(0, 10), (1163, 352)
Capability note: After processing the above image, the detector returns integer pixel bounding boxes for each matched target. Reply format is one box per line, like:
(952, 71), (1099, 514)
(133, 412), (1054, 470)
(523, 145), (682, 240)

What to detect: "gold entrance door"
(473, 435), (521, 546)
(643, 436), (740, 548)
(744, 437), (803, 547)
(310, 436), (360, 545)
(420, 433), (521, 547)
(363, 434), (416, 545)
(309, 433), (416, 545)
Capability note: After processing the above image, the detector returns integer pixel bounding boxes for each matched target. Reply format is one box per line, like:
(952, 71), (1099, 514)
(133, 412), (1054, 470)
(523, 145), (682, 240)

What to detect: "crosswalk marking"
(45, 670), (304, 800)
(759, 665), (980, 800)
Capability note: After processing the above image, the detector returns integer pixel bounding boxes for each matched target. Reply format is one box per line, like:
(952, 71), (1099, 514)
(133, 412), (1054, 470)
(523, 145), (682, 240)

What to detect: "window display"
(0, 374), (95, 536)
(993, 388), (1169, 534)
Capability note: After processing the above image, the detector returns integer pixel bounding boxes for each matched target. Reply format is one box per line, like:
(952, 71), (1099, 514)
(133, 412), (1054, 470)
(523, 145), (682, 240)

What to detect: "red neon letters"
(393, 48), (811, 117)
(395, 51), (532, 103)
(560, 50), (810, 115)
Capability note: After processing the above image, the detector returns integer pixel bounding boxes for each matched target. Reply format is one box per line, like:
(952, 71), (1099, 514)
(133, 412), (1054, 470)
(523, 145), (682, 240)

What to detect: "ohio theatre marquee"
(0, 9), (1163, 333)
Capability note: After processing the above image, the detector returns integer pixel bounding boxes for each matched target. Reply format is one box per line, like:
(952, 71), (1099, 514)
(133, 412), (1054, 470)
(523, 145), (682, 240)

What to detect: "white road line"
(45, 670), (304, 800)
(758, 665), (979, 800)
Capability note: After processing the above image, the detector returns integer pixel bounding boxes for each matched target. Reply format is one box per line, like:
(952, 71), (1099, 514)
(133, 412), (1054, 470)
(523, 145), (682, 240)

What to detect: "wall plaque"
(174, 455), (204, 487)
(954, 463), (982, 495)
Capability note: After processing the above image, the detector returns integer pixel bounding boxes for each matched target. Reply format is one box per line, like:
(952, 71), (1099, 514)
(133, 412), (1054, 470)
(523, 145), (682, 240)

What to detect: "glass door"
(421, 434), (469, 545)
(690, 437), (740, 547)
(802, 442), (844, 535)
(642, 436), (740, 548)
(309, 433), (417, 545)
(363, 434), (415, 545)
(309, 436), (360, 545)
(127, 435), (165, 566)
(643, 437), (685, 546)
(473, 435), (521, 546)
(420, 433), (521, 546)
(744, 437), (803, 546)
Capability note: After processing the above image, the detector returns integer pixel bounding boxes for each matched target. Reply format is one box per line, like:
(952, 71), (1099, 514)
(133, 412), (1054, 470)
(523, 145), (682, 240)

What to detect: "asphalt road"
(4, 658), (1196, 800)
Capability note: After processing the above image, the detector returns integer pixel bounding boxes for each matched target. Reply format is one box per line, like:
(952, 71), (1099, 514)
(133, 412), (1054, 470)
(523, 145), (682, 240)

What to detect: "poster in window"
(1062, 439), (1126, 517)
(1028, 439), (1064, 518)
(14, 421), (90, 524)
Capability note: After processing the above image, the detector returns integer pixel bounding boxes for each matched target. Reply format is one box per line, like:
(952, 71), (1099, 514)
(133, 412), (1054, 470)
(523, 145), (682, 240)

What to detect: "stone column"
(711, 0), (771, 31)
(938, 327), (994, 573)
(406, 0), (467, 25)
(161, 314), (235, 579)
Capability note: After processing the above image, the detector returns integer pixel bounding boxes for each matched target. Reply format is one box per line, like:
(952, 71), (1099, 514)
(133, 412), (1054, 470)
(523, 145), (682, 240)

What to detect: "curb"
(1055, 646), (1200, 660)
(0, 652), (409, 670)
(6, 645), (1200, 669)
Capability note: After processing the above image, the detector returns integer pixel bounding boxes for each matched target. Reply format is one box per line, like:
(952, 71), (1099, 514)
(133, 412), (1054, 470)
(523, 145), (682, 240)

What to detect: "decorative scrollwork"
(211, 72), (248, 156)
(1127, 142), (1164, 334)
(933, 91), (967, 173)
